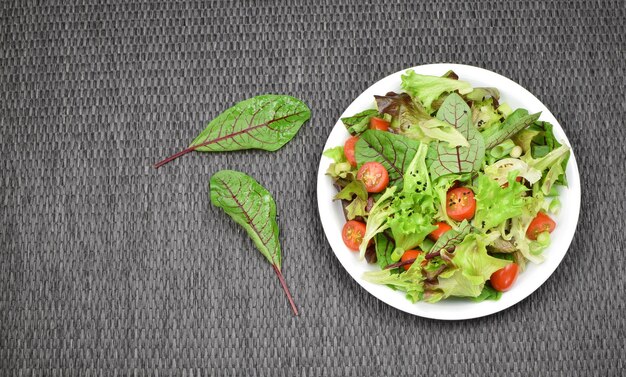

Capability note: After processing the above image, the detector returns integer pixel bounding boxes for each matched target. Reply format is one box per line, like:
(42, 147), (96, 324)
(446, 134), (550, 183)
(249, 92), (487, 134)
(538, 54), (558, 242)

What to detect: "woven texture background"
(1, 0), (625, 375)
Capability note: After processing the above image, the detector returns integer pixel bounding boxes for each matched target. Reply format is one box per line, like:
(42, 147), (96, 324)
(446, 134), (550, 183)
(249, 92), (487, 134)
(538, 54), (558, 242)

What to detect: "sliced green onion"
(549, 198), (561, 215)
(536, 231), (551, 246)
(390, 248), (404, 262)
(530, 241), (546, 255)
(509, 145), (523, 158)
(490, 139), (516, 159)
(547, 186), (559, 197)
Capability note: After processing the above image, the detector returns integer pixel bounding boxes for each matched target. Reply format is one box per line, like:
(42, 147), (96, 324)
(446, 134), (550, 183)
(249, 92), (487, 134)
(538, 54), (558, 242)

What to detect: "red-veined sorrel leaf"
(154, 95), (311, 168)
(354, 130), (420, 189)
(210, 170), (298, 316)
(426, 220), (471, 259)
(429, 93), (485, 180)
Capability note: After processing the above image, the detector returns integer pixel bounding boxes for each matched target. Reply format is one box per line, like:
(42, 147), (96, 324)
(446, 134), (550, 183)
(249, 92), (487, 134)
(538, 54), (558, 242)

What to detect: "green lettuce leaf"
(375, 233), (396, 270)
(388, 191), (438, 258)
(426, 233), (511, 302)
(528, 121), (562, 158)
(471, 283), (503, 302)
(334, 180), (367, 201)
(465, 87), (500, 102)
(362, 252), (426, 303)
(513, 121), (569, 188)
(387, 143), (438, 259)
(484, 157), (542, 186)
(400, 70), (473, 112)
(509, 191), (546, 264)
(323, 146), (355, 180)
(472, 98), (503, 130)
(525, 144), (571, 193)
(512, 128), (542, 154)
(341, 109), (380, 135)
(540, 152), (569, 195)
(344, 198), (367, 220)
(473, 173), (527, 231)
(358, 186), (397, 259)
(323, 146), (345, 162)
(334, 180), (368, 220)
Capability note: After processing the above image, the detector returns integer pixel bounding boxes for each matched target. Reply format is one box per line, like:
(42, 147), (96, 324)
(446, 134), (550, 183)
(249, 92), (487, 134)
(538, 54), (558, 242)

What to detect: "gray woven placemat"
(1, 0), (625, 375)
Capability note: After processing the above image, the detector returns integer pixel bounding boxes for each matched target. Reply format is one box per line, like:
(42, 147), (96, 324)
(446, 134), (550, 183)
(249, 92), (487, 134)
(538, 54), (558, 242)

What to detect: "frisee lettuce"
(323, 146), (355, 180)
(388, 143), (438, 260)
(473, 173), (527, 231)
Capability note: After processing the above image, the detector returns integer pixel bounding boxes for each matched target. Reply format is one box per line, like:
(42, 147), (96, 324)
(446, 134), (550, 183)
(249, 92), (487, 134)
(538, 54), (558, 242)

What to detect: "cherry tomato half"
(370, 117), (390, 131)
(342, 220), (367, 251)
(343, 136), (359, 167)
(400, 249), (422, 271)
(490, 263), (519, 292)
(429, 222), (452, 241)
(446, 187), (476, 221)
(357, 162), (390, 193)
(526, 212), (556, 240)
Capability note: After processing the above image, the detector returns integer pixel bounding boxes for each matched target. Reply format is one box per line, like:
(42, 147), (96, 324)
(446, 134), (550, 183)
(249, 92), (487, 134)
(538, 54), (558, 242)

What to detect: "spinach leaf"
(155, 95), (311, 168)
(429, 93), (486, 180)
(210, 170), (298, 315)
(341, 109), (380, 135)
(354, 130), (420, 189)
(482, 109), (541, 149)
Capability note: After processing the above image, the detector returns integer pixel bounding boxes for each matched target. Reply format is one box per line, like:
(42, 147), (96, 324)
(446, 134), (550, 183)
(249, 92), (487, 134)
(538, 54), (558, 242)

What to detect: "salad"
(323, 69), (570, 303)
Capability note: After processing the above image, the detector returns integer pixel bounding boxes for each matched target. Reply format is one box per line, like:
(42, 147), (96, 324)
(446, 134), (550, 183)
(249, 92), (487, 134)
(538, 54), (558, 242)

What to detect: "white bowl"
(316, 64), (581, 320)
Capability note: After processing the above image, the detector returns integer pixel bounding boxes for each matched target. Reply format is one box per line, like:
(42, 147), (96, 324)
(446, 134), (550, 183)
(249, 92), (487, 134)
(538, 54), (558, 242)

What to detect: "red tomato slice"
(429, 222), (452, 241)
(400, 249), (422, 271)
(370, 117), (390, 131)
(343, 136), (359, 167)
(446, 187), (476, 221)
(342, 220), (367, 251)
(526, 212), (556, 240)
(490, 263), (519, 292)
(357, 162), (389, 193)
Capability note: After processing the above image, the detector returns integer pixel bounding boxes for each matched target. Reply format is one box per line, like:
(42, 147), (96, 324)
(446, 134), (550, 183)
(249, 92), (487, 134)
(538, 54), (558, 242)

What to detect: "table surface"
(1, 0), (625, 376)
